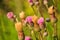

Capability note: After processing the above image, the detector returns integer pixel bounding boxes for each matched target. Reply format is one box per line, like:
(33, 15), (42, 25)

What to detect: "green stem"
(31, 30), (37, 40)
(31, 6), (38, 15)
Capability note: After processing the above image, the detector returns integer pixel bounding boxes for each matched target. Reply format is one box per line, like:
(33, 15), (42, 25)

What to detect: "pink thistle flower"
(7, 12), (14, 19)
(25, 16), (32, 23)
(28, 0), (33, 3)
(28, 0), (34, 6)
(25, 36), (31, 40)
(37, 17), (44, 25)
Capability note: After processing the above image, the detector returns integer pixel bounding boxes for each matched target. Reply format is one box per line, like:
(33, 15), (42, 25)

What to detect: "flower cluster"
(7, 4), (57, 40)
(28, 0), (39, 6)
(28, 0), (48, 7)
(7, 11), (47, 39)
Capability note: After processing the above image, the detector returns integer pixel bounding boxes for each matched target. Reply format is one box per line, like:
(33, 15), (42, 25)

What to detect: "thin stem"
(39, 32), (43, 40)
(38, 0), (44, 17)
(31, 6), (37, 15)
(31, 30), (37, 40)
(53, 23), (58, 40)
(45, 4), (48, 9)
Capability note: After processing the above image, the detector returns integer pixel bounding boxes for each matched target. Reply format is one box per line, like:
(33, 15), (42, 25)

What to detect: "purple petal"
(25, 36), (31, 40)
(28, 0), (33, 3)
(25, 16), (32, 23)
(37, 17), (44, 25)
(7, 12), (14, 19)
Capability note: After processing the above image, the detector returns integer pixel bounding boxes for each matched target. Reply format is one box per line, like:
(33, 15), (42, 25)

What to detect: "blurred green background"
(0, 0), (60, 40)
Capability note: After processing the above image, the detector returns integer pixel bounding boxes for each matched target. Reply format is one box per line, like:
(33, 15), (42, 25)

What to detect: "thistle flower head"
(28, 0), (34, 6)
(48, 5), (54, 14)
(19, 11), (25, 19)
(32, 15), (38, 23)
(37, 17), (44, 25)
(7, 12), (18, 22)
(28, 0), (33, 3)
(25, 16), (32, 24)
(7, 12), (14, 19)
(25, 36), (31, 40)
(15, 22), (23, 32)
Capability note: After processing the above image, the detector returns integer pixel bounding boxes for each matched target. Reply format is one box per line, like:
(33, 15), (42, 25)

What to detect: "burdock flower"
(43, 0), (48, 5)
(28, 0), (34, 6)
(19, 11), (25, 19)
(25, 16), (32, 24)
(25, 36), (31, 40)
(7, 12), (14, 19)
(15, 22), (23, 32)
(32, 15), (38, 23)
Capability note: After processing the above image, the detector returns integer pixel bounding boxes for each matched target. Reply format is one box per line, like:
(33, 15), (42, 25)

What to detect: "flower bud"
(19, 11), (25, 19)
(48, 6), (55, 14)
